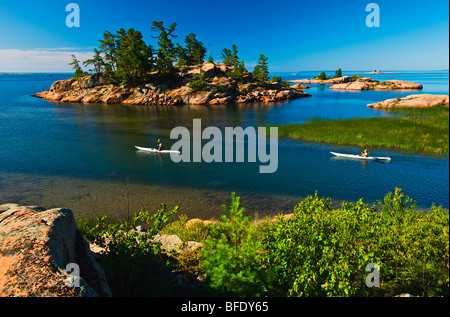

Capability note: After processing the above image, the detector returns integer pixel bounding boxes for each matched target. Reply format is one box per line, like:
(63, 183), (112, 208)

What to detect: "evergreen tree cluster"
(70, 21), (275, 87)
(220, 44), (249, 83)
(71, 21), (208, 86)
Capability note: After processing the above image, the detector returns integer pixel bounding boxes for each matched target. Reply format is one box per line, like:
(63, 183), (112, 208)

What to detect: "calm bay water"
(0, 71), (448, 220)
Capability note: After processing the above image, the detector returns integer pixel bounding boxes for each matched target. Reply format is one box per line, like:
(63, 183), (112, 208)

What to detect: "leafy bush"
(78, 189), (449, 297)
(263, 192), (380, 296)
(78, 203), (179, 296)
(177, 246), (203, 278)
(374, 188), (449, 296)
(263, 188), (449, 297)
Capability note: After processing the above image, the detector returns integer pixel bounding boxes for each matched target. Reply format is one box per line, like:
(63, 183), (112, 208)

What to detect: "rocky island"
(33, 62), (311, 106)
(328, 78), (423, 91)
(32, 23), (311, 106)
(287, 76), (354, 85)
(367, 94), (449, 108)
(365, 70), (395, 74)
(287, 76), (423, 91)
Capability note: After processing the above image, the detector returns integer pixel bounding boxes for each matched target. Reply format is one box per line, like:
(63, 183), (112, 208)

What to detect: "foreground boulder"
(367, 94), (449, 108)
(0, 204), (112, 297)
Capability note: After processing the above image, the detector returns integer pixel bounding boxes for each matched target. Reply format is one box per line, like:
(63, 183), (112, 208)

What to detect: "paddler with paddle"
(360, 149), (369, 157)
(157, 139), (164, 152)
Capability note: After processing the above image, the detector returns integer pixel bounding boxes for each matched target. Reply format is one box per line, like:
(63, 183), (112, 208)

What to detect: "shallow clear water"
(0, 71), (448, 220)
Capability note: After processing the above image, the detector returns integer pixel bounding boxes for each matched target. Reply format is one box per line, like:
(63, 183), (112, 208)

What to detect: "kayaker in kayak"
(360, 149), (369, 157)
(157, 139), (164, 151)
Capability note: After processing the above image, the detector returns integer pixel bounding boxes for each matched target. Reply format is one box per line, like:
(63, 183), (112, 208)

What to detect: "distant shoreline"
(364, 70), (396, 74)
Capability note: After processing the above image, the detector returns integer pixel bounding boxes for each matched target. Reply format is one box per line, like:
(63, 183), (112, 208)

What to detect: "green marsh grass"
(275, 106), (449, 155)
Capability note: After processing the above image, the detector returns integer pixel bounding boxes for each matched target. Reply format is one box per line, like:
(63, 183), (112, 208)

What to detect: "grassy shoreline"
(274, 106), (449, 155)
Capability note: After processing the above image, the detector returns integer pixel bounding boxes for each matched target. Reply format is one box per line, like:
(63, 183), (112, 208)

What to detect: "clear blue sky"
(0, 0), (448, 72)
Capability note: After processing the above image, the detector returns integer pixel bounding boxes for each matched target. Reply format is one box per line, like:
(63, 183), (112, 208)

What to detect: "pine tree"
(207, 43), (214, 64)
(230, 44), (239, 67)
(221, 48), (233, 66)
(99, 30), (118, 71)
(253, 54), (269, 84)
(83, 48), (104, 73)
(69, 54), (87, 80)
(115, 28), (154, 86)
(184, 33), (207, 66)
(151, 21), (178, 72)
(222, 45), (247, 82)
(175, 43), (189, 67)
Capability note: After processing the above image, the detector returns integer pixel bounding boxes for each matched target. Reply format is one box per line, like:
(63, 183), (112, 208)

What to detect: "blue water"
(0, 71), (448, 219)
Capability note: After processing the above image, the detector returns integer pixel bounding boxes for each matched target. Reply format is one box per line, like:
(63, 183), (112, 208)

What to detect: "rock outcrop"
(287, 76), (423, 91)
(367, 94), (449, 108)
(33, 63), (311, 106)
(287, 76), (353, 85)
(153, 234), (202, 254)
(329, 79), (423, 91)
(0, 204), (112, 297)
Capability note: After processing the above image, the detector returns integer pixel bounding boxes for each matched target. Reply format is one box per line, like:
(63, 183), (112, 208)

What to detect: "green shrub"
(263, 192), (379, 296)
(317, 72), (328, 80)
(374, 188), (449, 296)
(215, 84), (225, 93)
(78, 189), (449, 297)
(199, 192), (268, 296)
(333, 68), (342, 78)
(177, 246), (203, 278)
(78, 203), (179, 296)
(263, 189), (449, 297)
(162, 214), (211, 243)
(189, 70), (209, 92)
(272, 75), (282, 83)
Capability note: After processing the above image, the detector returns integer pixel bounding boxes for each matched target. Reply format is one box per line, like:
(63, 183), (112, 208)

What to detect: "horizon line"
(1, 69), (449, 74)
